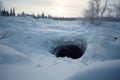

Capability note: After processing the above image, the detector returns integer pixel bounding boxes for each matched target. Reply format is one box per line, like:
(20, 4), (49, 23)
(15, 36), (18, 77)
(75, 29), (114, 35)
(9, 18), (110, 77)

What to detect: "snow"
(0, 44), (31, 64)
(70, 60), (120, 80)
(0, 16), (120, 80)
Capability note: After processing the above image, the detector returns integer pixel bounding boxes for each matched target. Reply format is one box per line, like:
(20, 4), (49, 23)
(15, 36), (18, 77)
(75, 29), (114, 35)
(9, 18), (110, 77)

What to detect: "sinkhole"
(52, 44), (86, 59)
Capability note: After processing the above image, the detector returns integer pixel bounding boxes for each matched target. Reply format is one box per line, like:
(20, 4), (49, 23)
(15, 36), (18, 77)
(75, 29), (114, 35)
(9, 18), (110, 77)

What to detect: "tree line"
(0, 1), (15, 16)
(0, 8), (15, 16)
(0, 0), (120, 23)
(17, 11), (53, 19)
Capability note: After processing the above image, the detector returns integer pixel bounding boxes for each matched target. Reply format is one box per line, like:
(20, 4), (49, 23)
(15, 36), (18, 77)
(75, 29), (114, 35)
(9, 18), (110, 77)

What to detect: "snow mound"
(0, 44), (31, 64)
(70, 60), (120, 80)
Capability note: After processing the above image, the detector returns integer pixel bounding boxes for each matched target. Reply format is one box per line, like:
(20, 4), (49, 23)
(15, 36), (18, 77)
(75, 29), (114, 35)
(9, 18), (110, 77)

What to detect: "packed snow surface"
(0, 16), (120, 80)
(70, 60), (120, 80)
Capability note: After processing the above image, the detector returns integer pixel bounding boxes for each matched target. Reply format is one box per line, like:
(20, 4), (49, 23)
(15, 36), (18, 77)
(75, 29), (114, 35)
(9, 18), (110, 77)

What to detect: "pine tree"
(41, 12), (45, 18)
(37, 14), (40, 19)
(2, 8), (6, 16)
(48, 14), (52, 18)
(13, 8), (15, 16)
(10, 8), (13, 16)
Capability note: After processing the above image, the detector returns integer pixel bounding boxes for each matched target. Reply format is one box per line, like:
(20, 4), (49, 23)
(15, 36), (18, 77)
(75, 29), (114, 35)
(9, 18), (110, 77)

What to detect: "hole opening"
(52, 44), (86, 59)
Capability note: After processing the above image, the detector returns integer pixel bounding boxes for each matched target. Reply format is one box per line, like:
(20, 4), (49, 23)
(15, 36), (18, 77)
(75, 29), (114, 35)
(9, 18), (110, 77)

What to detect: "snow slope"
(70, 60), (120, 80)
(0, 16), (120, 80)
(0, 44), (31, 64)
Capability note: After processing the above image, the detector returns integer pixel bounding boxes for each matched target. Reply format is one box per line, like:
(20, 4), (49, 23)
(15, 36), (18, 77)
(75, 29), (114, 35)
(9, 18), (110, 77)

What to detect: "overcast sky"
(1, 0), (89, 17)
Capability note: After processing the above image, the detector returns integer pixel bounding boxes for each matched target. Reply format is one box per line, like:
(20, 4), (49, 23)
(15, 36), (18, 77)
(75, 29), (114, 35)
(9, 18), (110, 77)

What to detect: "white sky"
(1, 0), (89, 17)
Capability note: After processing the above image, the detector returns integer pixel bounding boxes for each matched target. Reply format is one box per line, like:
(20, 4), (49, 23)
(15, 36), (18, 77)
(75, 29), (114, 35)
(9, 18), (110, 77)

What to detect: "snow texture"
(70, 60), (120, 80)
(0, 44), (31, 64)
(0, 16), (120, 80)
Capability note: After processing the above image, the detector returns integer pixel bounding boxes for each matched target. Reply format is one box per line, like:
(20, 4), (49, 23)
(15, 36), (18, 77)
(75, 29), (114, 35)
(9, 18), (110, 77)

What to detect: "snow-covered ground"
(0, 16), (120, 80)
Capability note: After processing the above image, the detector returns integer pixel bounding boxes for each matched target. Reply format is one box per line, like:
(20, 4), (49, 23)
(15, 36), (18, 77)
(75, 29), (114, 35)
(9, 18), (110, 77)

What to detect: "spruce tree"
(10, 8), (13, 16)
(13, 8), (15, 16)
(41, 12), (45, 18)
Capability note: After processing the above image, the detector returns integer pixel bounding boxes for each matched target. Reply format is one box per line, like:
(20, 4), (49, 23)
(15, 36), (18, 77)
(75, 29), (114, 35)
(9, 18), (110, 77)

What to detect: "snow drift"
(0, 44), (31, 64)
(0, 16), (120, 80)
(70, 60), (120, 80)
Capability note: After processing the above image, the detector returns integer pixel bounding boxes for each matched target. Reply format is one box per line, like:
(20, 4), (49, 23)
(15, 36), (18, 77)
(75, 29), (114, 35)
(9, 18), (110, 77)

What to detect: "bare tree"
(84, 0), (109, 25)
(100, 0), (108, 23)
(84, 0), (95, 23)
(84, 0), (102, 24)
(94, 0), (102, 18)
(114, 1), (120, 17)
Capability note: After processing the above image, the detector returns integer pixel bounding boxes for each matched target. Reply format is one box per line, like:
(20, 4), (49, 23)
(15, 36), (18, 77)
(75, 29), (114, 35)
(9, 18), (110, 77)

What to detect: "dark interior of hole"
(54, 45), (84, 59)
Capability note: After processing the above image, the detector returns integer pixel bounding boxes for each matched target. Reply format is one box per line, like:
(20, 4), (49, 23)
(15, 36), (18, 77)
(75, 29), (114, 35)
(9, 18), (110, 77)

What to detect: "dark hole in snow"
(53, 44), (85, 59)
(114, 37), (118, 40)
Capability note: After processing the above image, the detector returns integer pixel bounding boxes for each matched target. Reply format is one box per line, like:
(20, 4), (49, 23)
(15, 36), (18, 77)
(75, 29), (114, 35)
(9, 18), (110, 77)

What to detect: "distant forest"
(0, 0), (120, 23)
